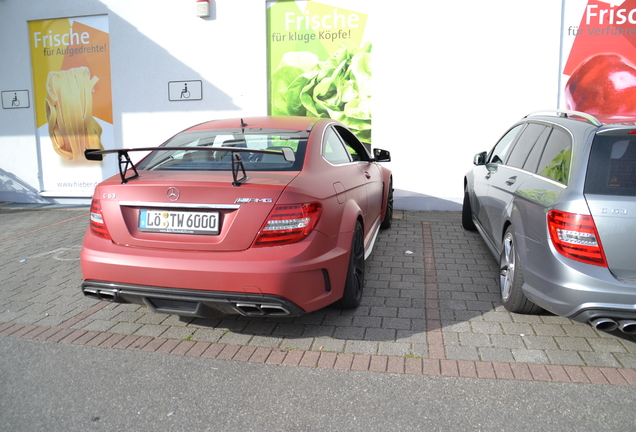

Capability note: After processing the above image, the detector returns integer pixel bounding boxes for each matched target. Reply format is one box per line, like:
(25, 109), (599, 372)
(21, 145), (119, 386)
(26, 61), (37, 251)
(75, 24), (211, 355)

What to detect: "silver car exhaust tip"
(590, 317), (618, 332)
(618, 320), (636, 335)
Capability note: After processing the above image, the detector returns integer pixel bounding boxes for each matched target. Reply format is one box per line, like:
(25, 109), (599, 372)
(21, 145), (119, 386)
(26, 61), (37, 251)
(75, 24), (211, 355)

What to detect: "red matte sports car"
(80, 116), (393, 318)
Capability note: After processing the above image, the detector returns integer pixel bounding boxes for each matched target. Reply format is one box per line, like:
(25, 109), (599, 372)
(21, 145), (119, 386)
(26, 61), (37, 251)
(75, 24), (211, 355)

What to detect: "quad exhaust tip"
(235, 303), (291, 316)
(590, 317), (618, 332)
(83, 287), (118, 302)
(590, 317), (636, 334)
(618, 320), (636, 335)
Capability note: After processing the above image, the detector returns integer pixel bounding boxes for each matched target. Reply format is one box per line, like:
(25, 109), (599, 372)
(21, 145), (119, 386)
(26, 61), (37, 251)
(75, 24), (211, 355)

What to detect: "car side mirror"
(373, 148), (391, 162)
(473, 151), (487, 166)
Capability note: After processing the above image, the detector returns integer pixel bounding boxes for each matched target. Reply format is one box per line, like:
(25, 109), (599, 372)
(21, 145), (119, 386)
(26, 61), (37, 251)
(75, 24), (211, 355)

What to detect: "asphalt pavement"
(2, 336), (635, 432)
(1, 204), (635, 431)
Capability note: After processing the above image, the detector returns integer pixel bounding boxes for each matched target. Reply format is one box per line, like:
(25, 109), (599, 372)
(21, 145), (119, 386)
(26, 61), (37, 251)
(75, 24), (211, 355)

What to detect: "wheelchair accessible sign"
(2, 90), (30, 109)
(168, 80), (202, 101)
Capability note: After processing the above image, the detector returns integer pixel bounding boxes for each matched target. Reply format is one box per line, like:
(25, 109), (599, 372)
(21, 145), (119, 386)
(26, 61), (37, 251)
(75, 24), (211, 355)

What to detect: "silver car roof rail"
(524, 110), (602, 127)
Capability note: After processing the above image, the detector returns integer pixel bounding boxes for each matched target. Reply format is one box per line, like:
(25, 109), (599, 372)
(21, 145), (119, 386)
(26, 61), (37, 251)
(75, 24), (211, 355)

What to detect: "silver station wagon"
(463, 110), (636, 333)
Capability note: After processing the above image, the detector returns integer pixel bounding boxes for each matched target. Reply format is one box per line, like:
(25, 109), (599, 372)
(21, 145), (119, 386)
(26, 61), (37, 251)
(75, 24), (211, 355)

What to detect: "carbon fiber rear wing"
(84, 146), (295, 186)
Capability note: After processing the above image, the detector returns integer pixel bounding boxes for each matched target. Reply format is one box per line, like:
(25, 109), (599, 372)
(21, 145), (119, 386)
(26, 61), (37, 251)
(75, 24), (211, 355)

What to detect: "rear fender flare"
(339, 199), (364, 238)
(327, 200), (364, 297)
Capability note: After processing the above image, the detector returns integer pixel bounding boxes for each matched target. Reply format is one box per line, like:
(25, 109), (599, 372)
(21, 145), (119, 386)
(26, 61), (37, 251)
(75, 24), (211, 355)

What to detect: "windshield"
(136, 128), (308, 172)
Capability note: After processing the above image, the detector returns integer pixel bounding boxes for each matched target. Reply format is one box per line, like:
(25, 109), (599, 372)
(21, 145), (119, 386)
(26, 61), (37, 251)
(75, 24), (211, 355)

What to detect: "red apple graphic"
(565, 54), (636, 117)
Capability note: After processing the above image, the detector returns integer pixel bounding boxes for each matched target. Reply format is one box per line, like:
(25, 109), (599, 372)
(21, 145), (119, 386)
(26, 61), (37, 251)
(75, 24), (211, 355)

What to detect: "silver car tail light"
(547, 210), (608, 267)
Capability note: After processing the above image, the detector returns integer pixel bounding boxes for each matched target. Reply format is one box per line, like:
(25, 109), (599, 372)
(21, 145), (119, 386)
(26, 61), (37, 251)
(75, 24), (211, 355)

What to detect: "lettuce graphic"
(272, 42), (372, 143)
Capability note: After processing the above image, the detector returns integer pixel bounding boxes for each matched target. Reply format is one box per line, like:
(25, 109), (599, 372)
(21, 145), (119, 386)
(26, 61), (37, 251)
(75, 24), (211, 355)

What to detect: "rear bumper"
(82, 280), (306, 317)
(521, 239), (636, 324)
(80, 227), (352, 316)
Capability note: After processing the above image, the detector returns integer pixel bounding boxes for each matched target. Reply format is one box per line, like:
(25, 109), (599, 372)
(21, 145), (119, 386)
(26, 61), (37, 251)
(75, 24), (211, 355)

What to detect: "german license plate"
(139, 209), (219, 235)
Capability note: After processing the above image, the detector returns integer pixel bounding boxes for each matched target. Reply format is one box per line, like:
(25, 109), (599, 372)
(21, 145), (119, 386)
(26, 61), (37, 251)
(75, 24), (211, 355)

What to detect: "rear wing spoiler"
(84, 146), (295, 186)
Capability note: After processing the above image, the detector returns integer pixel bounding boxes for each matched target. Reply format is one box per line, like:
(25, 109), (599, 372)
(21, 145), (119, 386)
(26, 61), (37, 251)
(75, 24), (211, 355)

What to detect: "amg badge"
(235, 198), (273, 203)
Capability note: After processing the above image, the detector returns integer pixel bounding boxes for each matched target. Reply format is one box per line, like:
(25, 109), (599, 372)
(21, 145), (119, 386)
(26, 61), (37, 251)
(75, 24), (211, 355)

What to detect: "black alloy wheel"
(339, 221), (365, 309)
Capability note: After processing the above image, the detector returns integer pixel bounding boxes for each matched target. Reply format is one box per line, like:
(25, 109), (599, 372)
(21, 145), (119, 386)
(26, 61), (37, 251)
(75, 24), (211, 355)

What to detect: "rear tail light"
(90, 198), (112, 240)
(547, 210), (607, 267)
(253, 202), (322, 247)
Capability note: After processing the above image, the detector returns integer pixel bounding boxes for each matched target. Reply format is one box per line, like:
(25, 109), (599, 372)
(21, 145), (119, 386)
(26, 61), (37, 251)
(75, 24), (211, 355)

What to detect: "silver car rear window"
(585, 136), (636, 196)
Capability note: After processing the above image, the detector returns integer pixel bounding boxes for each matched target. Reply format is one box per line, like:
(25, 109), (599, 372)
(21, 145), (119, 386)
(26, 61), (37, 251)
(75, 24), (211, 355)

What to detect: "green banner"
(267, 0), (372, 143)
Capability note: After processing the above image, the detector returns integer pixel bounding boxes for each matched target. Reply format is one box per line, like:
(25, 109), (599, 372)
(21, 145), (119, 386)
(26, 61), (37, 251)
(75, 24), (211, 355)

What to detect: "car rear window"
(585, 135), (636, 196)
(136, 128), (308, 172)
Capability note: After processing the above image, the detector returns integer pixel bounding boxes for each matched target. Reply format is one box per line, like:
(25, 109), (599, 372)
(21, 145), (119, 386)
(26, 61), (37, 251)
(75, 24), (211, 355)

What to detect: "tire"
(380, 178), (393, 230)
(339, 222), (365, 309)
(461, 185), (477, 231)
(499, 226), (542, 314)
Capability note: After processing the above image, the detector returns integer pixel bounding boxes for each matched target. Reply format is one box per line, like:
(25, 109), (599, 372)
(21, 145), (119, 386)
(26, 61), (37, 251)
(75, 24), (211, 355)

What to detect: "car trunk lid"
(95, 170), (298, 252)
(585, 133), (636, 280)
(586, 195), (636, 280)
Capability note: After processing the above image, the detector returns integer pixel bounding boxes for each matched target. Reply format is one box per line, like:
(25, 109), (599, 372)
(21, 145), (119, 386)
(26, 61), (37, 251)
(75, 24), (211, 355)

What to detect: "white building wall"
(373, 1), (563, 209)
(0, 0), (561, 208)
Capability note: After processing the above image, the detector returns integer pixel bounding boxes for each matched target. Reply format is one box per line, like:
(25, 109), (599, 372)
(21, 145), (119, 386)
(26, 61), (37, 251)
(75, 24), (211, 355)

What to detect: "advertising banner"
(266, 0), (372, 143)
(561, 0), (636, 117)
(29, 15), (113, 197)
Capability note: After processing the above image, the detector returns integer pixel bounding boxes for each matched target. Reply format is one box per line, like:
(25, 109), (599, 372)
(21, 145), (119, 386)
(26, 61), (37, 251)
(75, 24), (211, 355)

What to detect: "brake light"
(89, 198), (112, 240)
(547, 210), (607, 267)
(253, 202), (322, 247)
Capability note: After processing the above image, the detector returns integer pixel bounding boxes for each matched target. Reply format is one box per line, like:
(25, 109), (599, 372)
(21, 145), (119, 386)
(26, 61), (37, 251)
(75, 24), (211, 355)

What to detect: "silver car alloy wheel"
(500, 231), (515, 303)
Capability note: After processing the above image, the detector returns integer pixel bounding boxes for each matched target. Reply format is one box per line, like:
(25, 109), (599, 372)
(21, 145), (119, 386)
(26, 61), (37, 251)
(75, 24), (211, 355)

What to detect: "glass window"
(334, 126), (370, 162)
(506, 124), (547, 169)
(136, 128), (307, 172)
(537, 128), (572, 184)
(488, 124), (524, 165)
(522, 127), (552, 173)
(585, 136), (636, 196)
(322, 128), (352, 164)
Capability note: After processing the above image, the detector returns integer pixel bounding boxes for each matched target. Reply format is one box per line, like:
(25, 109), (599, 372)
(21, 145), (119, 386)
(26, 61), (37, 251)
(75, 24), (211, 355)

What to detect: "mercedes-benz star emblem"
(167, 187), (180, 201)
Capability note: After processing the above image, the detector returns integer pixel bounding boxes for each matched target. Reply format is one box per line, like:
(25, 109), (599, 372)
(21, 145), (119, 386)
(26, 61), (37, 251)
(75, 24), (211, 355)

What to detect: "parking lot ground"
(1, 205), (635, 385)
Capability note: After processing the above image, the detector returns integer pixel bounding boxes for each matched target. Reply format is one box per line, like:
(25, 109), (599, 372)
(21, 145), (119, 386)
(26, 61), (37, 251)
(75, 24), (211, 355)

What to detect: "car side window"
(522, 127), (552, 173)
(334, 126), (370, 162)
(488, 124), (524, 165)
(323, 127), (352, 164)
(537, 127), (572, 184)
(506, 124), (547, 169)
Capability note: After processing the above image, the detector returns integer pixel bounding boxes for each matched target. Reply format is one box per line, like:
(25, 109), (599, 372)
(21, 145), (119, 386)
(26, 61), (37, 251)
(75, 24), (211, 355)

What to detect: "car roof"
(186, 116), (322, 133)
(523, 110), (636, 133)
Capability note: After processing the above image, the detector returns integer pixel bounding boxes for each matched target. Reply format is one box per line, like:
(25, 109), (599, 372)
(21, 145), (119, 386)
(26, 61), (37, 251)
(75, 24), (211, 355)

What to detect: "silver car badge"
(167, 187), (180, 201)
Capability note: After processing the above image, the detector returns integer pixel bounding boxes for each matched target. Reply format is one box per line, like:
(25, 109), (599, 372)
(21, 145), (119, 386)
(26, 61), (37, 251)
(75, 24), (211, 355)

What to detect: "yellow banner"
(29, 15), (113, 195)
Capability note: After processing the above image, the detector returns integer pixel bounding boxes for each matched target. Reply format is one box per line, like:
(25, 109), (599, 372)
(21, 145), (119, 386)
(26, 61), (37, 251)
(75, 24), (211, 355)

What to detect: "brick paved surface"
(2, 205), (635, 385)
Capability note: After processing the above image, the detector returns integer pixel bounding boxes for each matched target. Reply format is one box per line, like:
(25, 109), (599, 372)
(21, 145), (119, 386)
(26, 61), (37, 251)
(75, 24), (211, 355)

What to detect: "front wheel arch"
(461, 179), (477, 231)
(380, 176), (393, 230)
